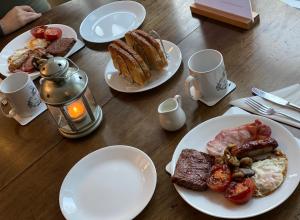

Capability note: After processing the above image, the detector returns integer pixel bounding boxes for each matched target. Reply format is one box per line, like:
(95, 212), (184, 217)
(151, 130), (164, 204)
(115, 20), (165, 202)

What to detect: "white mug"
(158, 95), (186, 131)
(185, 49), (228, 101)
(0, 72), (43, 118)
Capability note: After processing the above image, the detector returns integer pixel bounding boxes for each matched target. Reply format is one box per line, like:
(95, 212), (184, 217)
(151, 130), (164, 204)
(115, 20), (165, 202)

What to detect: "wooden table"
(0, 0), (300, 219)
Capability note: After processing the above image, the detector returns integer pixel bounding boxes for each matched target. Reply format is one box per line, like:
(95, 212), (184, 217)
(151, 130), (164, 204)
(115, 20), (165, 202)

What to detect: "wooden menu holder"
(190, 3), (259, 30)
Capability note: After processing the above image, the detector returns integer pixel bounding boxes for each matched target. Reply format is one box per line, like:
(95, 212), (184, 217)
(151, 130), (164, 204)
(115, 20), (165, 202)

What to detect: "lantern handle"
(66, 58), (80, 74)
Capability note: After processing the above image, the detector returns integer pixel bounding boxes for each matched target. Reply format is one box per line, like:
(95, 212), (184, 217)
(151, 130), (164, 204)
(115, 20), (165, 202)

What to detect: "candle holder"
(39, 57), (102, 138)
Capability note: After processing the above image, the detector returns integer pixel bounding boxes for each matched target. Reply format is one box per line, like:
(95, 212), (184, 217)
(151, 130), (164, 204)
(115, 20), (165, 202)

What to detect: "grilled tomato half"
(44, 27), (62, 41)
(30, 25), (47, 38)
(225, 178), (256, 204)
(207, 164), (231, 192)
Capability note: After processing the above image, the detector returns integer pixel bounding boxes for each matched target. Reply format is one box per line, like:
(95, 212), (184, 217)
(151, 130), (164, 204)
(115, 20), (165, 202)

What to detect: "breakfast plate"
(171, 114), (300, 219)
(80, 1), (146, 43)
(0, 24), (78, 80)
(104, 40), (182, 93)
(59, 145), (157, 220)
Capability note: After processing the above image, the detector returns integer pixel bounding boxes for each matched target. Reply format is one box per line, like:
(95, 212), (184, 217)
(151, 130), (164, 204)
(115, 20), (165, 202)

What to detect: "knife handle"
(288, 102), (300, 112)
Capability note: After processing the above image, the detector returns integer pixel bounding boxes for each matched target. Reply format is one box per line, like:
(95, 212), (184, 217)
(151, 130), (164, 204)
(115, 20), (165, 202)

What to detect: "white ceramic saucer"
(190, 80), (236, 106)
(59, 145), (157, 220)
(80, 1), (146, 43)
(13, 102), (47, 125)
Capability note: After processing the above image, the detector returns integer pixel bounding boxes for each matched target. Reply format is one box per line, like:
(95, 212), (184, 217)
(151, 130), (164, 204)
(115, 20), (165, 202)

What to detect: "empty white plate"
(80, 1), (146, 43)
(59, 145), (157, 220)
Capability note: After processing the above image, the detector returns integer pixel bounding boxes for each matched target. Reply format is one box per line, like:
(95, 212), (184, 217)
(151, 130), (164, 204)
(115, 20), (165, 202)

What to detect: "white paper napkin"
(230, 84), (300, 128)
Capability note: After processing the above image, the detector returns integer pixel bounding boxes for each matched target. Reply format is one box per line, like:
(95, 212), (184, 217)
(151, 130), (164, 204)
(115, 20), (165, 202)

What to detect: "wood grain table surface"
(0, 0), (300, 219)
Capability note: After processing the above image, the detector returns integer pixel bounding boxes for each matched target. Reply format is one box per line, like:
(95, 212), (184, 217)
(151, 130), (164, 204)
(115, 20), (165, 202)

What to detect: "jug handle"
(174, 95), (182, 107)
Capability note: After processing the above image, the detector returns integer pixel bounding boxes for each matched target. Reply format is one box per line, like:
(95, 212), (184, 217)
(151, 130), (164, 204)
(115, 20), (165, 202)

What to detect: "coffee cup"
(185, 49), (228, 101)
(0, 72), (43, 118)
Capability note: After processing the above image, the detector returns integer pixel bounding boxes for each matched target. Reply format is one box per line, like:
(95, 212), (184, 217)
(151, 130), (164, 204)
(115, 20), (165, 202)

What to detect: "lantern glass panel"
(63, 97), (93, 131)
(48, 105), (70, 130)
(84, 88), (97, 114)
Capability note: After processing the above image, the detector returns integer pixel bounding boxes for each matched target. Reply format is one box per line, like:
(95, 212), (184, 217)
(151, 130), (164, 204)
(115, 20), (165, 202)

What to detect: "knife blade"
(252, 87), (300, 112)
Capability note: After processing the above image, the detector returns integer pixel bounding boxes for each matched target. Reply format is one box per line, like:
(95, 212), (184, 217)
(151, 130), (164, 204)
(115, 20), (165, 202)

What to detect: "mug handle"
(185, 76), (201, 100)
(0, 97), (16, 118)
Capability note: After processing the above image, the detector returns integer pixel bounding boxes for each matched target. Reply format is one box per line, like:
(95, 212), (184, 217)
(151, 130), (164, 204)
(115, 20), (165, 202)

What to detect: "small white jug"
(158, 95), (186, 131)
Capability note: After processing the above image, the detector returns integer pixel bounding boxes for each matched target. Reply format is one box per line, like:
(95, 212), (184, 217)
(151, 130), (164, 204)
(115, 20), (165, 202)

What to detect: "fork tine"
(246, 99), (269, 113)
(248, 98), (269, 111)
(245, 98), (268, 114)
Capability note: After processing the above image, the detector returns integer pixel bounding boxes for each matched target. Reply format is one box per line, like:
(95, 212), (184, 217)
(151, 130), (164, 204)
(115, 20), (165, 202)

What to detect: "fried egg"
(251, 155), (287, 197)
(26, 38), (49, 50)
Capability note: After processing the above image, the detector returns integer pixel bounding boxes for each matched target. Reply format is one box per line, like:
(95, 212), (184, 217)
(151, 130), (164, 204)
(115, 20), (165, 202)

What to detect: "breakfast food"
(8, 48), (48, 72)
(46, 38), (76, 56)
(207, 120), (271, 156)
(207, 164), (231, 192)
(224, 178), (256, 204)
(7, 25), (76, 73)
(108, 40), (151, 85)
(171, 120), (289, 205)
(251, 153), (287, 197)
(108, 30), (169, 86)
(172, 149), (214, 191)
(30, 25), (62, 41)
(230, 137), (278, 158)
(125, 30), (168, 70)
(43, 27), (62, 41)
(26, 38), (49, 50)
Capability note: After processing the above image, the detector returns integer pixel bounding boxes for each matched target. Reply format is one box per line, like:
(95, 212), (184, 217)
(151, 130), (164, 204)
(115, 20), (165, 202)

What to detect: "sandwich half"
(125, 30), (168, 70)
(108, 40), (151, 85)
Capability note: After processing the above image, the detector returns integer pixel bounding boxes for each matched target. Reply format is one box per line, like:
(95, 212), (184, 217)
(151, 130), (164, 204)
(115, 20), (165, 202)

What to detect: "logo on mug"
(216, 70), (227, 91)
(27, 86), (41, 108)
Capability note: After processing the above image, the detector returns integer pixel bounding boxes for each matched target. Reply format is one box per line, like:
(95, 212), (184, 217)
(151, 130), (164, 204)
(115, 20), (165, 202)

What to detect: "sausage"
(230, 137), (278, 158)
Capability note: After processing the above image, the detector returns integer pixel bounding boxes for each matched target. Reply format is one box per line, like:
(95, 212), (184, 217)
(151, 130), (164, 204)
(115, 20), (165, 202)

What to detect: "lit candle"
(66, 99), (86, 121)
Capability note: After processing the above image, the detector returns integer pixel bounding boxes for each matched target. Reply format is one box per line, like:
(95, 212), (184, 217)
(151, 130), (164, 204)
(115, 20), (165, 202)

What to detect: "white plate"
(59, 145), (157, 220)
(0, 24), (78, 80)
(80, 1), (146, 43)
(104, 40), (182, 93)
(171, 114), (300, 219)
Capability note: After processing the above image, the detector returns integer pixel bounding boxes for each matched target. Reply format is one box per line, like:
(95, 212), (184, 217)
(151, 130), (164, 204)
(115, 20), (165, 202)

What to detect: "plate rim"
(0, 23), (78, 79)
(79, 0), (146, 43)
(104, 39), (182, 93)
(59, 145), (157, 220)
(171, 114), (300, 219)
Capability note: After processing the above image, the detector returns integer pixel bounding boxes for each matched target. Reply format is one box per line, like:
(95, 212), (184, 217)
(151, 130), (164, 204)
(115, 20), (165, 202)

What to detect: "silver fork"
(245, 98), (300, 123)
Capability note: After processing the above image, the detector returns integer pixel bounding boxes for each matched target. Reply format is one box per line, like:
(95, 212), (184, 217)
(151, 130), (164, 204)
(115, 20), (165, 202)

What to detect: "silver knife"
(252, 87), (300, 112)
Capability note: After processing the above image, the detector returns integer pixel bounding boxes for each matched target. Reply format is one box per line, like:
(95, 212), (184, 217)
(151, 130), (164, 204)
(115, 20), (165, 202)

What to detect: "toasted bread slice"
(108, 43), (133, 82)
(125, 30), (167, 70)
(114, 40), (151, 79)
(108, 41), (149, 85)
(134, 30), (168, 68)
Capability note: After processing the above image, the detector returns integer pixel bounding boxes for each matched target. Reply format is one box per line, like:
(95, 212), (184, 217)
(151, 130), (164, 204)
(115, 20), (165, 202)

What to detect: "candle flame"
(66, 99), (86, 120)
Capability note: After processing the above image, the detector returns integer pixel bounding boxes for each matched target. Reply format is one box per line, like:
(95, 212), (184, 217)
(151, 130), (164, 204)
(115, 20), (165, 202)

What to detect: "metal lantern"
(39, 57), (102, 138)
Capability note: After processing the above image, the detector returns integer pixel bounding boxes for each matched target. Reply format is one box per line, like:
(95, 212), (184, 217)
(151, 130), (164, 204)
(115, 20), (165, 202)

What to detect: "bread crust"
(134, 30), (168, 67)
(108, 42), (150, 85)
(125, 31), (167, 70)
(114, 40), (151, 79)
